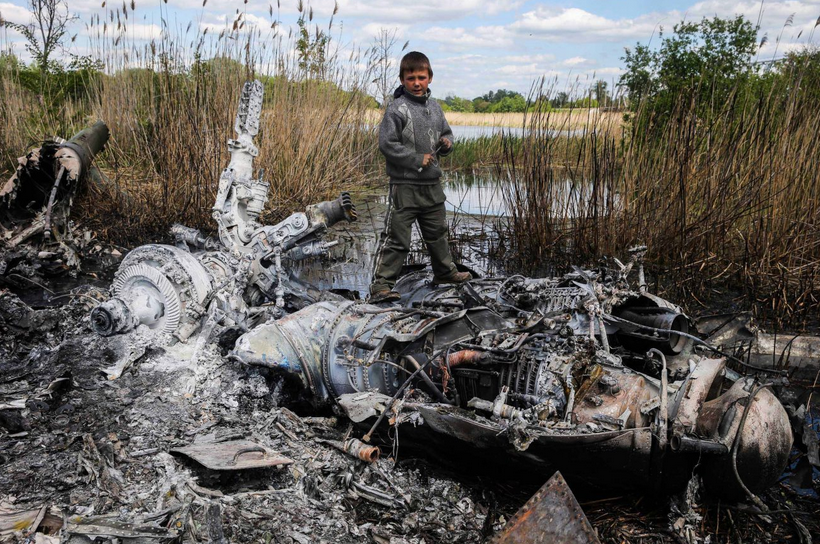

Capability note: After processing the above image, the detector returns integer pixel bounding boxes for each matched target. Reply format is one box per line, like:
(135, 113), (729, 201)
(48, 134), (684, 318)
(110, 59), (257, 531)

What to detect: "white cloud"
(0, 2), (29, 24)
(562, 56), (594, 67)
(419, 25), (513, 51)
(359, 22), (410, 40)
(510, 7), (671, 42)
(199, 12), (272, 34)
(330, 0), (522, 24)
(595, 67), (625, 76)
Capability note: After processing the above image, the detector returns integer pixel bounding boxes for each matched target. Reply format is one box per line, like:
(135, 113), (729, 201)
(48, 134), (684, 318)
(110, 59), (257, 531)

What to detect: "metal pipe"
(363, 357), (431, 443)
(670, 435), (729, 455)
(43, 166), (66, 240)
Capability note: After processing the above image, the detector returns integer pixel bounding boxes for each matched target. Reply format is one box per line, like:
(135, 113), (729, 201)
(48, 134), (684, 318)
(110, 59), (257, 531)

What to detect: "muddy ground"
(1, 247), (819, 544)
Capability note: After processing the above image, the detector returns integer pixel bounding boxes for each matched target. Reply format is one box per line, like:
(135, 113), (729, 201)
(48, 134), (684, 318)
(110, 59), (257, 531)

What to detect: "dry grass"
(446, 110), (622, 131)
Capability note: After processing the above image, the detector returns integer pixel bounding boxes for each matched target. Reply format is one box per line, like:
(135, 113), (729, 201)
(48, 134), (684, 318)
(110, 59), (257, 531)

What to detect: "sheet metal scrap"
(491, 472), (600, 544)
(0, 503), (63, 540)
(64, 517), (177, 542)
(170, 439), (293, 471)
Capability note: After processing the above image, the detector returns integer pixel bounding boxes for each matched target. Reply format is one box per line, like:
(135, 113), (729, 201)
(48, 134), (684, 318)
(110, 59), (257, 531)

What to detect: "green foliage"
(471, 99), (490, 112)
(442, 89), (535, 113)
(477, 88), (520, 103)
(295, 14), (329, 78)
(487, 94), (527, 113)
(571, 97), (598, 108)
(593, 80), (609, 106)
(620, 15), (758, 120)
(782, 47), (820, 103)
(443, 95), (474, 112)
(550, 91), (569, 109)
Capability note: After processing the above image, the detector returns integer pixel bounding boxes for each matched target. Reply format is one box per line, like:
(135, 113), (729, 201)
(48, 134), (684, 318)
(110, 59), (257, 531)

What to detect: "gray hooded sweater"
(379, 86), (453, 185)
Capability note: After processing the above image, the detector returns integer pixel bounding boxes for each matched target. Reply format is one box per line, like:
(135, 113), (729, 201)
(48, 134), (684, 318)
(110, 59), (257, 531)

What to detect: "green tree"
(472, 89), (525, 112)
(593, 80), (609, 107)
(550, 91), (569, 109)
(471, 98), (491, 113)
(619, 16), (758, 117)
(488, 94), (527, 113)
(295, 12), (329, 78)
(443, 95), (474, 112)
(0, 0), (77, 75)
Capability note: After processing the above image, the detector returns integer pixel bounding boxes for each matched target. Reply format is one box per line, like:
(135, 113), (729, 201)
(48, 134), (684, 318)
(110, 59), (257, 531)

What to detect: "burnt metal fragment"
(1, 121), (109, 247)
(90, 81), (357, 344)
(491, 471), (600, 544)
(170, 439), (293, 471)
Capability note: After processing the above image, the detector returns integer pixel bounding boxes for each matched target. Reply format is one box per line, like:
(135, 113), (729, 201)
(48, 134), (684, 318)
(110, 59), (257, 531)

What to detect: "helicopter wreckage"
(80, 80), (793, 505)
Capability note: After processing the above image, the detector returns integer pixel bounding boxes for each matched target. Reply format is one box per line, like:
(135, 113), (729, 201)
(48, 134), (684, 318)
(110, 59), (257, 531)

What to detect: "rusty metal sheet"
(491, 471), (600, 544)
(171, 440), (293, 470)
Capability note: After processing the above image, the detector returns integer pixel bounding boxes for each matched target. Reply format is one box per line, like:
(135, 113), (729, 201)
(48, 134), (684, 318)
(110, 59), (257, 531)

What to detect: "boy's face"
(401, 68), (432, 96)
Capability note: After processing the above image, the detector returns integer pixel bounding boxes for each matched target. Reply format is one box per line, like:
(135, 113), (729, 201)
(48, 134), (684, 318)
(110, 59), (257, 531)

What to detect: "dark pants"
(370, 184), (456, 293)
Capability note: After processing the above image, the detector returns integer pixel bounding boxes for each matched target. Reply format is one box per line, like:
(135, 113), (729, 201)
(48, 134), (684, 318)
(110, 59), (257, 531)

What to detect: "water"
(450, 125), (586, 139)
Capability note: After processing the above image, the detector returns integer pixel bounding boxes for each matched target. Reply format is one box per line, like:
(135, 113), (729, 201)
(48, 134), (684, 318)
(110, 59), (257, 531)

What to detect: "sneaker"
(369, 289), (401, 303)
(432, 270), (472, 286)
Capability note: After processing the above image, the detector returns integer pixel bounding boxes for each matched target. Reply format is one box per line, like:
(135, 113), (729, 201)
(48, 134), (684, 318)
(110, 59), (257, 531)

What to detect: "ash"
(0, 292), (512, 544)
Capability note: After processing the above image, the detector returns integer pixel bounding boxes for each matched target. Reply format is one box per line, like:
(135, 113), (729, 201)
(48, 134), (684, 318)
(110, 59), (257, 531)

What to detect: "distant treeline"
(440, 85), (611, 113)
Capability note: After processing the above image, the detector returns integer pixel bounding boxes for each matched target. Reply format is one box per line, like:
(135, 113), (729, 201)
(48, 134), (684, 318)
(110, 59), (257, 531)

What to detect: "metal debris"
(170, 440), (293, 471)
(1, 121), (109, 247)
(491, 472), (600, 544)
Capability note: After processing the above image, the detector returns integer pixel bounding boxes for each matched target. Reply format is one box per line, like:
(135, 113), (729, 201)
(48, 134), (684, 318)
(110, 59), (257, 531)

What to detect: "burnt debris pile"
(1, 81), (818, 543)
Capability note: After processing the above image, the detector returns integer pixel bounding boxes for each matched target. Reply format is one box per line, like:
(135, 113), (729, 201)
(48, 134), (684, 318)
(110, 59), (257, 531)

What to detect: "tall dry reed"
(499, 64), (820, 328)
(2, 3), (380, 245)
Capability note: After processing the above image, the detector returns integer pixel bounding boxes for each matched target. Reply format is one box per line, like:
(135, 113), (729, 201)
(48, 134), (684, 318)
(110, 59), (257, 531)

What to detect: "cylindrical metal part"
(344, 438), (380, 463)
(670, 435), (729, 455)
(233, 302), (425, 405)
(447, 349), (489, 367)
(60, 120), (110, 174)
(696, 379), (793, 498)
(616, 308), (691, 354)
(323, 438), (380, 463)
(91, 298), (137, 336)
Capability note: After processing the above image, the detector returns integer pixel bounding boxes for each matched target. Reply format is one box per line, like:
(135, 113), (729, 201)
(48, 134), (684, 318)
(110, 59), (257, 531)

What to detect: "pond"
(450, 125), (586, 139)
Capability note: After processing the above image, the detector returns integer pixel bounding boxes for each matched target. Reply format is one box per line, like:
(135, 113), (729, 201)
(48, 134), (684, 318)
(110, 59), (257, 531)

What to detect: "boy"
(368, 52), (471, 303)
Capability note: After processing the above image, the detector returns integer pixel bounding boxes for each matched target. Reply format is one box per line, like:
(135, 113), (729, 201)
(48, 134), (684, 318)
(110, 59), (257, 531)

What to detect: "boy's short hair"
(399, 51), (433, 79)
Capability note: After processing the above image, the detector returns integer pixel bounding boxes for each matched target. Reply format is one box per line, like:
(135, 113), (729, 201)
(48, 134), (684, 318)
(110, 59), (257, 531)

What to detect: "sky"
(0, 0), (818, 99)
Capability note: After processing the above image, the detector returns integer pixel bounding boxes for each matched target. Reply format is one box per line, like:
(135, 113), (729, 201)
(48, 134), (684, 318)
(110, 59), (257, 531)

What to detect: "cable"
(362, 358), (431, 443)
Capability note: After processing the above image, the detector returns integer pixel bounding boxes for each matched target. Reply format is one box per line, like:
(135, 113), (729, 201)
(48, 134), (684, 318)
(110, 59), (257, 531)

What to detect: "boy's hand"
(421, 153), (434, 167)
(438, 137), (452, 151)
